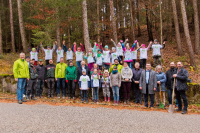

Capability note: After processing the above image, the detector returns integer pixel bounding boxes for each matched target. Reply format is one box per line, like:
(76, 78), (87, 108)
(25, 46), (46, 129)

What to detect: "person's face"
(26, 58), (30, 62)
(49, 59), (53, 64)
(177, 62), (182, 69)
(74, 42), (76, 45)
(94, 64), (98, 69)
(47, 48), (51, 50)
(114, 60), (118, 64)
(105, 48), (108, 51)
(105, 72), (108, 76)
(81, 62), (85, 67)
(170, 63), (175, 68)
(82, 71), (86, 75)
(33, 49), (36, 52)
(126, 46), (130, 50)
(68, 48), (71, 51)
(89, 49), (92, 52)
(60, 58), (64, 63)
(146, 64), (151, 70)
(30, 60), (35, 65)
(70, 62), (73, 66)
(117, 43), (121, 47)
(124, 63), (128, 67)
(112, 49), (116, 52)
(135, 63), (139, 69)
(58, 47), (62, 50)
(55, 41), (57, 44)
(154, 41), (158, 44)
(39, 61), (43, 65)
(98, 51), (101, 54)
(77, 48), (81, 52)
(20, 54), (25, 60)
(157, 67), (162, 73)
(142, 46), (145, 48)
(94, 69), (97, 74)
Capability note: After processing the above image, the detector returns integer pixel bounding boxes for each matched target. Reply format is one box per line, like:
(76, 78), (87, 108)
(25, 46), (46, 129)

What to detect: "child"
(91, 69), (100, 103)
(131, 41), (140, 68)
(84, 48), (95, 70)
(55, 41), (65, 63)
(40, 42), (55, 65)
(101, 70), (110, 102)
(25, 56), (30, 66)
(96, 49), (103, 70)
(111, 47), (120, 65)
(103, 45), (111, 70)
(111, 39), (125, 65)
(92, 42), (101, 62)
(137, 42), (151, 69)
(110, 66), (121, 104)
(28, 44), (39, 66)
(63, 43), (74, 66)
(122, 40), (136, 68)
(79, 69), (90, 103)
(74, 42), (84, 68)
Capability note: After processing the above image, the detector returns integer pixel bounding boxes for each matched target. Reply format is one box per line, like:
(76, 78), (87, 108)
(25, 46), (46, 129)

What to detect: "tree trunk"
(97, 0), (100, 43)
(0, 7), (2, 55)
(17, 0), (27, 53)
(137, 0), (141, 37)
(193, 0), (200, 54)
(82, 0), (90, 53)
(109, 0), (118, 44)
(171, 0), (183, 56)
(56, 23), (61, 47)
(159, 0), (163, 59)
(68, 27), (70, 47)
(146, 4), (153, 41)
(129, 0), (135, 41)
(9, 0), (15, 53)
(180, 0), (196, 67)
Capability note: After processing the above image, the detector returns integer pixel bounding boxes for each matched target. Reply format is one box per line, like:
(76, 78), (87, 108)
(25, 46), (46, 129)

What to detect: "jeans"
(93, 87), (98, 101)
(153, 55), (161, 66)
(68, 80), (75, 97)
(81, 90), (88, 102)
(47, 78), (55, 96)
(45, 60), (49, 66)
(26, 79), (37, 97)
(134, 83), (142, 103)
(143, 86), (154, 107)
(36, 79), (44, 97)
(17, 78), (27, 100)
(122, 82), (131, 100)
(23, 80), (28, 95)
(76, 61), (81, 68)
(140, 59), (146, 69)
(175, 88), (188, 111)
(167, 89), (172, 104)
(103, 64), (110, 71)
(112, 86), (119, 101)
(57, 78), (66, 96)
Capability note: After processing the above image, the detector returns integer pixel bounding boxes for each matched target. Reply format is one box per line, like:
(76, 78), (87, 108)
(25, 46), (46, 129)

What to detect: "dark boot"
(26, 95), (30, 101)
(31, 95), (37, 100)
(127, 99), (130, 105)
(22, 99), (27, 102)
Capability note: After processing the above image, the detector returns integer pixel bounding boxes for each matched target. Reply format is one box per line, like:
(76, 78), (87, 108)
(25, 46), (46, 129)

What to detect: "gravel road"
(0, 103), (199, 133)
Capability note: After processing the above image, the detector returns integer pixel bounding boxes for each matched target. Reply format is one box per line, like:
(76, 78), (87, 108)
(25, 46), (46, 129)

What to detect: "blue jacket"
(156, 72), (166, 92)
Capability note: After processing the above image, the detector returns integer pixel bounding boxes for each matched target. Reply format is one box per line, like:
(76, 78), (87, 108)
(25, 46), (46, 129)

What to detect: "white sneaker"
(23, 94), (26, 98)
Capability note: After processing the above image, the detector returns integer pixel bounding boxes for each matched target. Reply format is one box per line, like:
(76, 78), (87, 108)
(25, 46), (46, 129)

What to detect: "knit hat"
(96, 44), (99, 47)
(105, 45), (108, 48)
(82, 69), (86, 73)
(32, 48), (36, 51)
(77, 47), (81, 50)
(104, 70), (109, 73)
(69, 60), (73, 64)
(113, 66), (117, 69)
(97, 49), (102, 52)
(142, 44), (146, 47)
(112, 47), (116, 50)
(154, 39), (158, 42)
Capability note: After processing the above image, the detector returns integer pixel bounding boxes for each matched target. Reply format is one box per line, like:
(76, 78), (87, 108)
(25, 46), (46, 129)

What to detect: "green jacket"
(13, 58), (29, 79)
(55, 63), (67, 79)
(109, 64), (123, 74)
(65, 66), (77, 80)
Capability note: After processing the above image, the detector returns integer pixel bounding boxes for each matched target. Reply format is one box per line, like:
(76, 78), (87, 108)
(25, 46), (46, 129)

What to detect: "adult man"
(109, 59), (123, 74)
(166, 62), (177, 105)
(13, 53), (29, 104)
(36, 59), (46, 98)
(77, 61), (90, 81)
(132, 62), (143, 104)
(139, 63), (157, 107)
(40, 42), (55, 65)
(55, 57), (67, 98)
(45, 59), (56, 98)
(26, 59), (38, 101)
(172, 62), (188, 114)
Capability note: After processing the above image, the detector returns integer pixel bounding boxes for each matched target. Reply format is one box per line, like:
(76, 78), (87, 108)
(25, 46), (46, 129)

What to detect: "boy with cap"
(36, 59), (46, 98)
(79, 69), (90, 103)
(40, 42), (56, 65)
(28, 44), (39, 66)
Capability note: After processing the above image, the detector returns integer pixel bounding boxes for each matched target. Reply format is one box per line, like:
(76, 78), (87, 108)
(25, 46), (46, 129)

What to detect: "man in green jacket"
(109, 59), (123, 74)
(65, 61), (77, 100)
(13, 53), (29, 104)
(55, 57), (67, 99)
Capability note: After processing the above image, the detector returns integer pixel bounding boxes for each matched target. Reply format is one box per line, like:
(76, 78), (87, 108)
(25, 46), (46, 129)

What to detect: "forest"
(0, 0), (200, 69)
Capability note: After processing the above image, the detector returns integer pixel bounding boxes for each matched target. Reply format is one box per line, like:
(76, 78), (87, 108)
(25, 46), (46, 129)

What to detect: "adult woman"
(121, 62), (133, 104)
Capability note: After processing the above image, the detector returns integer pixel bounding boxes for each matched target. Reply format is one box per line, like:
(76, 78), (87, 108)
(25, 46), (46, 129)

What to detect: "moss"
(5, 77), (11, 83)
(0, 74), (14, 78)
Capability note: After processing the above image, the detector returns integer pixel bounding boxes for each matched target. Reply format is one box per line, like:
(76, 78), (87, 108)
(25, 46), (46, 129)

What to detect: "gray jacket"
(110, 72), (121, 87)
(139, 70), (157, 94)
(121, 67), (133, 82)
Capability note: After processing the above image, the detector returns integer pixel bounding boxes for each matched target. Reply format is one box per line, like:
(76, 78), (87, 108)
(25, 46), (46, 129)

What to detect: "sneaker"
(18, 100), (22, 104)
(48, 95), (50, 98)
(108, 97), (110, 102)
(31, 97), (37, 100)
(26, 96), (30, 101)
(23, 94), (26, 98)
(68, 97), (71, 100)
(57, 94), (60, 98)
(73, 97), (75, 100)
(139, 101), (142, 105)
(182, 110), (187, 114)
(22, 99), (27, 102)
(62, 96), (65, 99)
(51, 95), (54, 98)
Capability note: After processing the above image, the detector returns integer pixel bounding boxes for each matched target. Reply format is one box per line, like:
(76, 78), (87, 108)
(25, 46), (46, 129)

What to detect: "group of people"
(13, 39), (189, 114)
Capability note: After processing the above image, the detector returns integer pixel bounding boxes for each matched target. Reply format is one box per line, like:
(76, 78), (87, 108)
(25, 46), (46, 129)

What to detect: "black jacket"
(45, 64), (56, 79)
(29, 64), (38, 80)
(166, 68), (177, 89)
(36, 65), (46, 80)
(172, 67), (188, 91)
(132, 68), (143, 82)
(77, 65), (90, 81)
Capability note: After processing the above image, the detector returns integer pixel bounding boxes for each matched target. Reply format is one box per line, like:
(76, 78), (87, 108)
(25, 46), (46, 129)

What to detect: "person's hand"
(135, 81), (139, 84)
(139, 87), (142, 90)
(153, 88), (156, 91)
(88, 88), (90, 90)
(15, 78), (18, 82)
(173, 74), (177, 78)
(125, 79), (129, 81)
(75, 80), (77, 82)
(120, 61), (122, 64)
(157, 81), (161, 84)
(163, 41), (166, 44)
(111, 39), (113, 42)
(100, 42), (102, 45)
(150, 41), (153, 44)
(45, 80), (47, 82)
(66, 80), (68, 83)
(126, 39), (128, 42)
(27, 78), (29, 81)
(80, 43), (83, 45)
(83, 53), (84, 56)
(55, 78), (57, 81)
(80, 88), (81, 90)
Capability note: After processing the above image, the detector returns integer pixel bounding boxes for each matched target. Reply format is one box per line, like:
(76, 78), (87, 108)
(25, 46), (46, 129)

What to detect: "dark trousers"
(47, 78), (55, 96)
(81, 90), (88, 102)
(57, 78), (66, 96)
(122, 82), (131, 100)
(132, 59), (136, 68)
(153, 55), (161, 66)
(143, 86), (154, 107)
(36, 79), (44, 97)
(46, 60), (49, 66)
(26, 79), (37, 97)
(175, 88), (188, 111)
(140, 59), (146, 69)
(134, 83), (142, 103)
(167, 88), (172, 104)
(68, 80), (75, 97)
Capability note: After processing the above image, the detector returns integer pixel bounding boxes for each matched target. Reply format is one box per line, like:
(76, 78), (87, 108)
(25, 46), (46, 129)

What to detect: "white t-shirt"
(116, 46), (123, 56)
(56, 50), (64, 62)
(124, 50), (132, 60)
(66, 51), (73, 60)
(96, 55), (103, 66)
(76, 51), (83, 61)
(93, 48), (98, 57)
(140, 48), (148, 59)
(111, 52), (118, 64)
(79, 75), (90, 90)
(91, 74), (100, 87)
(103, 50), (110, 63)
(87, 53), (94, 64)
(131, 50), (137, 60)
(30, 52), (38, 61)
(44, 49), (53, 60)
(151, 44), (163, 56)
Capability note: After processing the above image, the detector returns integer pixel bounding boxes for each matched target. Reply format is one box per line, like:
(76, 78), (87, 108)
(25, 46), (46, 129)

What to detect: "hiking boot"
(114, 100), (116, 104)
(18, 100), (22, 104)
(108, 97), (110, 102)
(22, 99), (27, 102)
(127, 99), (130, 105)
(175, 108), (182, 111)
(182, 110), (187, 114)
(31, 96), (37, 100)
(48, 95), (50, 98)
(117, 101), (119, 105)
(139, 101), (142, 105)
(104, 97), (107, 102)
(26, 96), (30, 101)
(57, 94), (60, 98)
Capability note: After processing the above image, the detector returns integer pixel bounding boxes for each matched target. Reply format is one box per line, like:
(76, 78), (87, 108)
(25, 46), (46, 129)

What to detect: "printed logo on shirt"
(126, 51), (131, 55)
(113, 54), (117, 58)
(82, 78), (87, 83)
(47, 50), (50, 54)
(103, 53), (106, 56)
(32, 52), (35, 56)
(58, 51), (61, 55)
(155, 46), (159, 49)
(77, 52), (81, 55)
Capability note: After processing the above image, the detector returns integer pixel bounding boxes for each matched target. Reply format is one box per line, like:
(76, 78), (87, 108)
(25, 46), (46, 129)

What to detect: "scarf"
(97, 53), (101, 58)
(112, 70), (118, 74)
